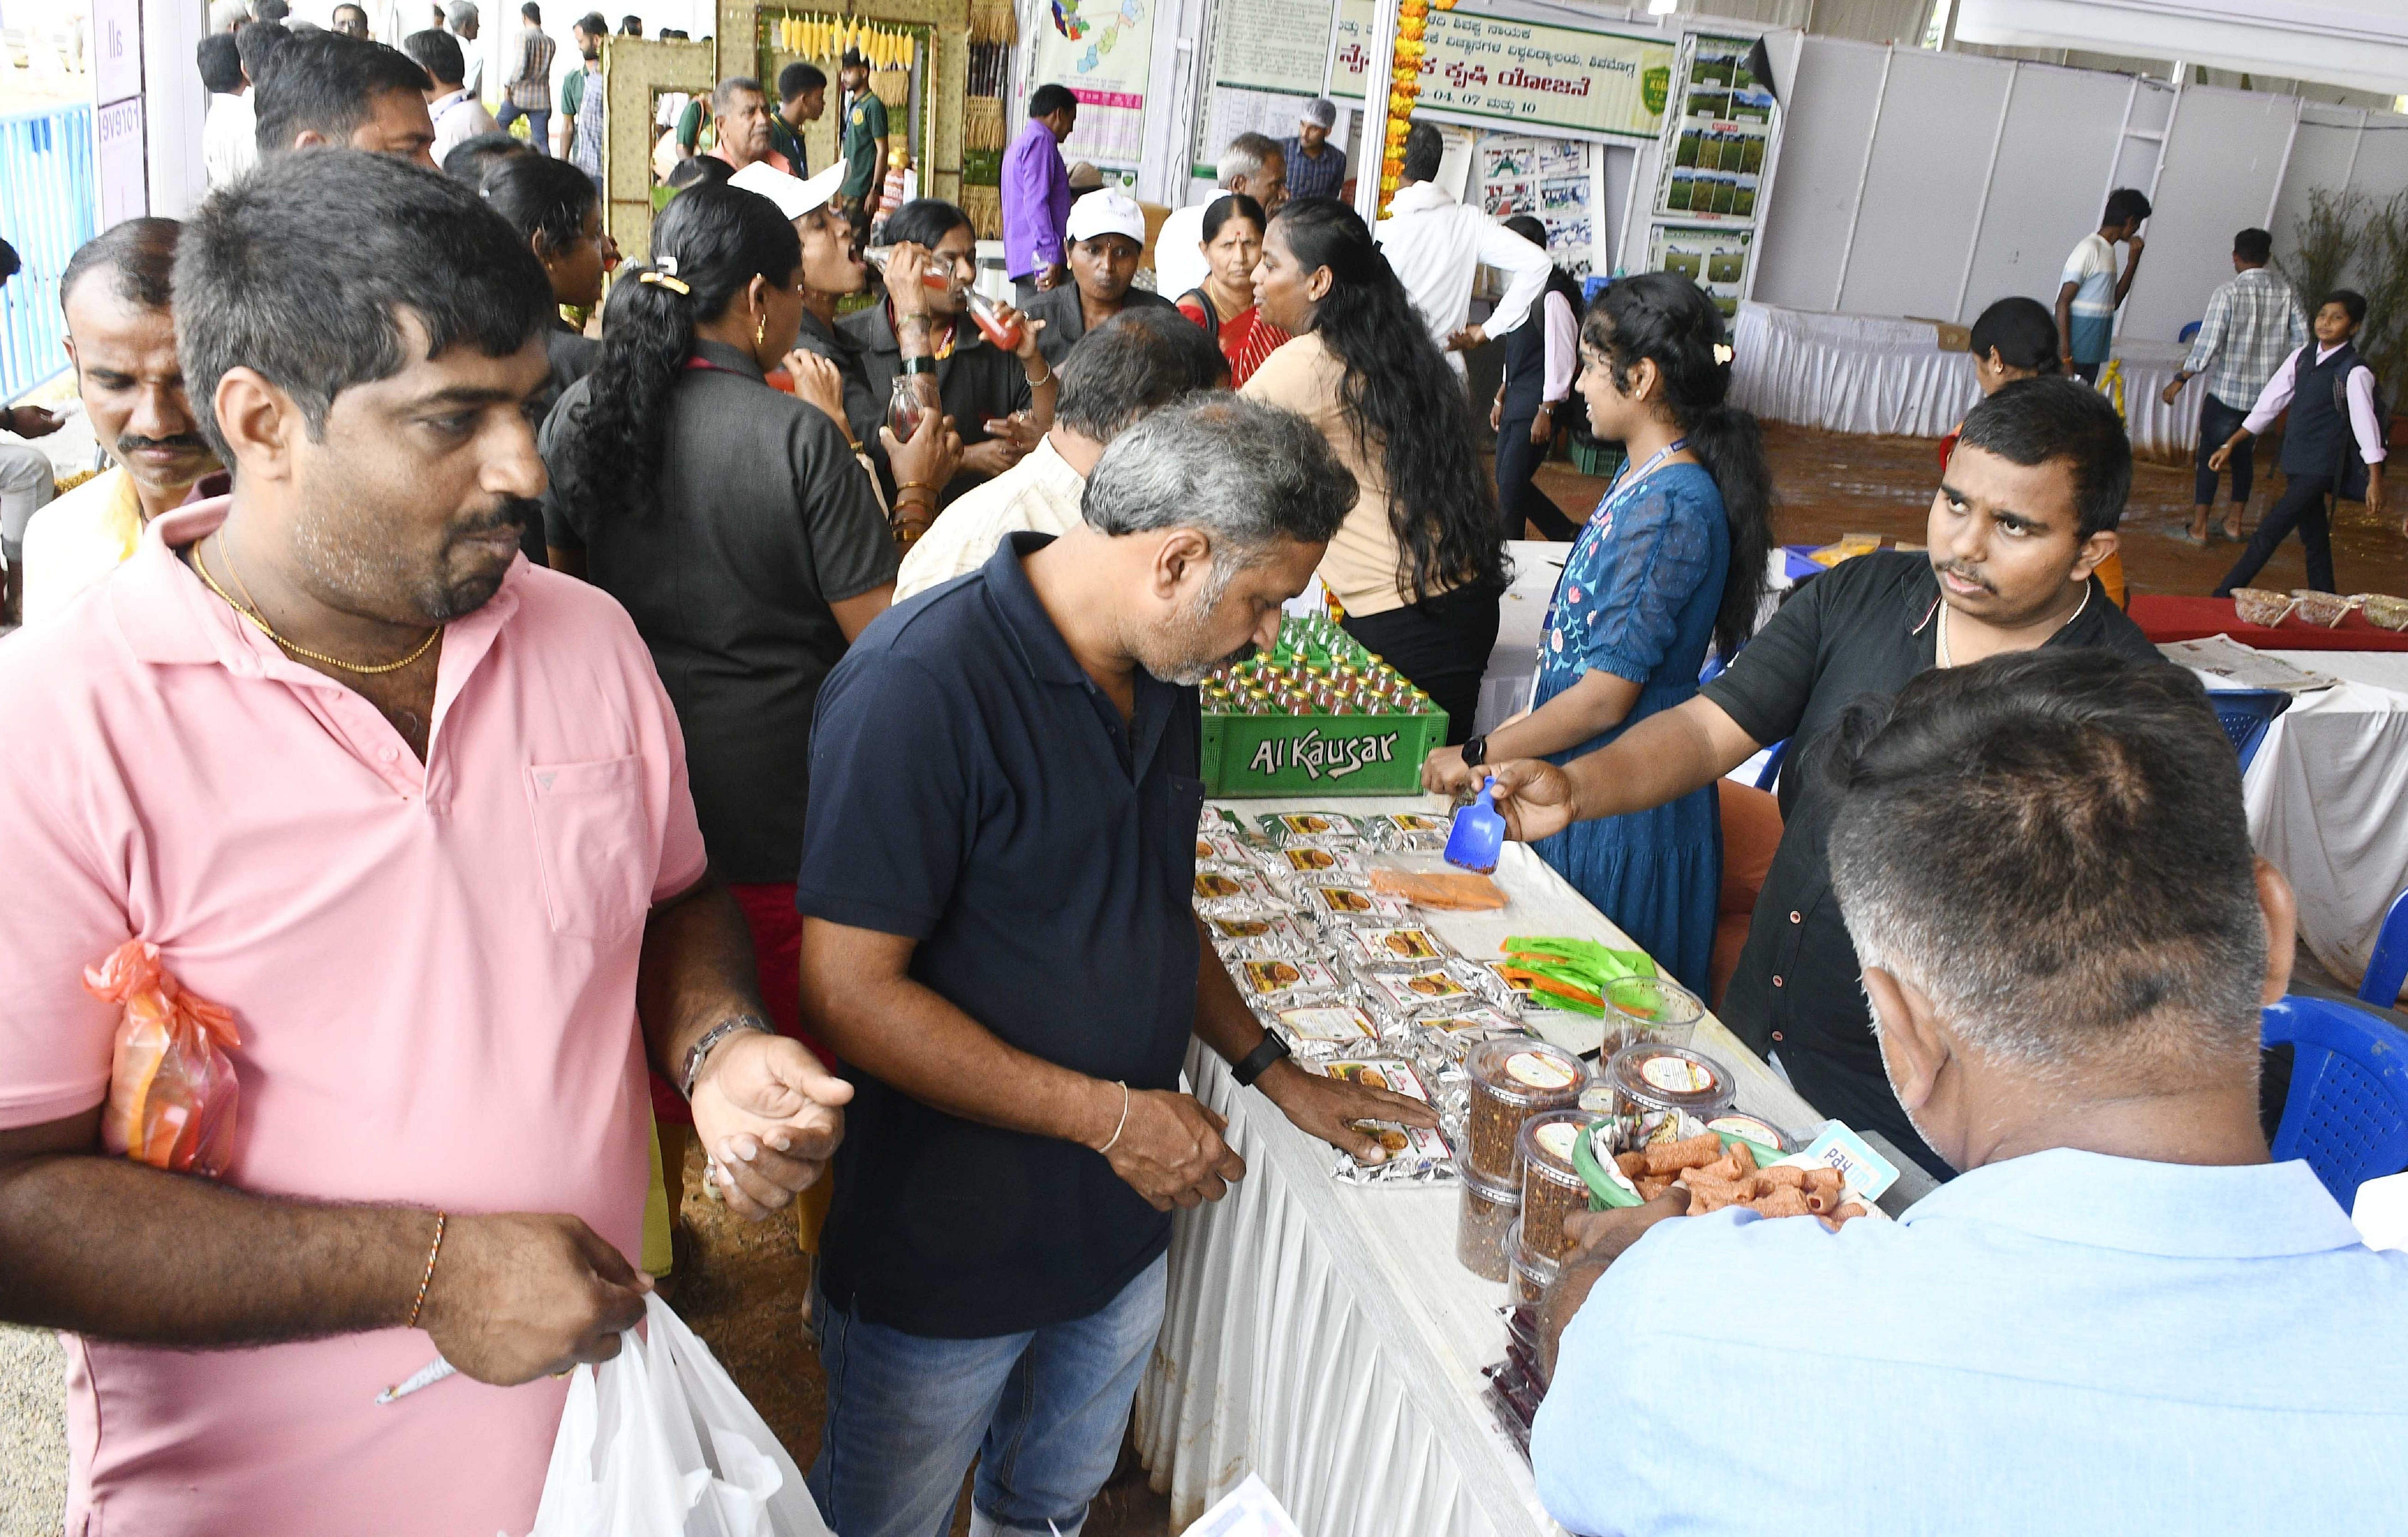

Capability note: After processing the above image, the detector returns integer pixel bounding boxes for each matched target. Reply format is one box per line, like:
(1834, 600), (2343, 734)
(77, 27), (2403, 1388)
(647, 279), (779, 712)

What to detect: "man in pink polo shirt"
(0, 150), (849, 1534)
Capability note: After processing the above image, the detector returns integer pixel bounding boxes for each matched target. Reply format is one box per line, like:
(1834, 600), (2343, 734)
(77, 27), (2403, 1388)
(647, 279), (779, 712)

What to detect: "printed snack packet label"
(1208, 914), (1310, 952)
(1422, 1008), (1522, 1041)
(1197, 834), (1253, 867)
(1783, 1120), (1900, 1201)
(1532, 1119), (1581, 1161)
(1194, 871), (1253, 901)
(1239, 958), (1340, 997)
(1277, 814), (1340, 837)
(1319, 1057), (1452, 1167)
(1484, 961), (1539, 997)
(1278, 847), (1350, 874)
(1505, 1048), (1578, 1091)
(1276, 1003), (1380, 1043)
(1305, 885), (1413, 921)
(1341, 927), (1448, 965)
(1367, 969), (1473, 1012)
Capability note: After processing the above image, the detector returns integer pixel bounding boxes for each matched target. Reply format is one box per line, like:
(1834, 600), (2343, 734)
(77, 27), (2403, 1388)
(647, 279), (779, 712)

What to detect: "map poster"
(1406, 12), (1673, 140)
(1029, 0), (1157, 173)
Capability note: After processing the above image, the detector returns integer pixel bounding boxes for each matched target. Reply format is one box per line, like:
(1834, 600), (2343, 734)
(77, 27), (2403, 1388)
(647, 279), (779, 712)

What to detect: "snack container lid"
(1467, 1037), (1589, 1107)
(1517, 1109), (1594, 1177)
(1506, 1218), (1562, 1281)
(1706, 1112), (1790, 1152)
(1606, 1042), (1737, 1114)
(1461, 1163), (1523, 1204)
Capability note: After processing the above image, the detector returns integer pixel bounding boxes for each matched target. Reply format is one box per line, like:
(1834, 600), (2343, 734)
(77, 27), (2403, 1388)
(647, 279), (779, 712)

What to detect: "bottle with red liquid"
(863, 244), (1023, 353)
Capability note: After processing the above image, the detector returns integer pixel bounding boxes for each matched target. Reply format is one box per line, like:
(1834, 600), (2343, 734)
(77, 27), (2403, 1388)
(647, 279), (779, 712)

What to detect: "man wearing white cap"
(1021, 188), (1178, 369)
(730, 158), (961, 544)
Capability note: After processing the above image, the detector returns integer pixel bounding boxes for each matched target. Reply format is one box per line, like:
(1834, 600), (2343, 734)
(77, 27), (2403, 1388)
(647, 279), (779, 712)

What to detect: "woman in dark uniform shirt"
(539, 184), (900, 1263)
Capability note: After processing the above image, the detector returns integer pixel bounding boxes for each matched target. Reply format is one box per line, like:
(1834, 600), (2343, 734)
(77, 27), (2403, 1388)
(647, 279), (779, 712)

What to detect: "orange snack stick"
(1635, 1176), (1673, 1202)
(1832, 1202), (1870, 1224)
(1756, 1164), (1807, 1190)
(1614, 1151), (1649, 1178)
(1643, 1133), (1726, 1176)
(1751, 1187), (1812, 1219)
(1725, 1139), (1758, 1176)
(1802, 1165), (1845, 1196)
(1686, 1185), (1740, 1215)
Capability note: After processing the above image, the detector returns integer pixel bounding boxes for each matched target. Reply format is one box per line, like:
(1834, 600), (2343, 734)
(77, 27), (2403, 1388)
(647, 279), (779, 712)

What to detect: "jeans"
(1342, 581), (1503, 746)
(0, 441), (55, 560)
(1495, 415), (1579, 542)
(2195, 393), (2254, 509)
(495, 100), (551, 154)
(806, 1255), (1167, 1537)
(2216, 473), (2335, 596)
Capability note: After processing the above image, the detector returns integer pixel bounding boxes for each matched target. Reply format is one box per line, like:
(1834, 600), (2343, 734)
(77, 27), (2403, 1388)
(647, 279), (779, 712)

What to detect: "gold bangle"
(404, 1210), (446, 1330)
(896, 480), (938, 495)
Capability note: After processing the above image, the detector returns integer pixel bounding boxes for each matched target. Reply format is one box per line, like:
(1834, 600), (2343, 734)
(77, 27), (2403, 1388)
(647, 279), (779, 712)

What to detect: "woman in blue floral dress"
(1423, 273), (1774, 993)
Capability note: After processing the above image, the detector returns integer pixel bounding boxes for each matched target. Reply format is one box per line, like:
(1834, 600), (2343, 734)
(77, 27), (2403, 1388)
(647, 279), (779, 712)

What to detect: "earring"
(756, 315), (767, 349)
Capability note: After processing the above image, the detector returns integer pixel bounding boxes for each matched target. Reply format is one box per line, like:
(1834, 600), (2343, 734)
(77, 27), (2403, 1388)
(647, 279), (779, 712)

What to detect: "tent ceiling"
(1955, 0), (2408, 98)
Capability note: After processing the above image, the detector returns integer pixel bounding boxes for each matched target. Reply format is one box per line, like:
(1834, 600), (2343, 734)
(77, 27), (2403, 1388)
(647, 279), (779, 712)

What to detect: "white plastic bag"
(521, 1294), (833, 1537)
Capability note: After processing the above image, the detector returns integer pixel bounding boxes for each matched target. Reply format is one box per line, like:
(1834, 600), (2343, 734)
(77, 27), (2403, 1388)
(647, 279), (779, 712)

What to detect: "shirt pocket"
(524, 756), (653, 941)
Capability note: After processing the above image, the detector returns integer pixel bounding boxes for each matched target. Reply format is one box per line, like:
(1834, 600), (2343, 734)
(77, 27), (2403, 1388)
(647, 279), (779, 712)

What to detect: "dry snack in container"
(1517, 1110), (1600, 1261)
(1318, 1057), (1454, 1183)
(1456, 1165), (1522, 1280)
(2229, 587), (2294, 627)
(1461, 1037), (1587, 1184)
(1505, 1217), (1562, 1307)
(2289, 589), (2358, 628)
(1602, 1042), (1736, 1143)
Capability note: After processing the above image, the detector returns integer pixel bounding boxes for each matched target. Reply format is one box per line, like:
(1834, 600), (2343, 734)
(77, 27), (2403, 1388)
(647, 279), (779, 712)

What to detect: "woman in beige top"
(1241, 196), (1504, 743)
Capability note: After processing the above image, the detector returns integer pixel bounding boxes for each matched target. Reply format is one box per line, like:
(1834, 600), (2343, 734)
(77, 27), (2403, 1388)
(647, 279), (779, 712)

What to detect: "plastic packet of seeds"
(1191, 869), (1285, 920)
(1257, 812), (1368, 851)
(1332, 925), (1459, 975)
(1295, 884), (1416, 929)
(1315, 1057), (1456, 1183)
(1267, 1002), (1383, 1059)
(1352, 810), (1453, 853)
(1259, 845), (1372, 885)
(1357, 962), (1496, 1031)
(1204, 914), (1315, 958)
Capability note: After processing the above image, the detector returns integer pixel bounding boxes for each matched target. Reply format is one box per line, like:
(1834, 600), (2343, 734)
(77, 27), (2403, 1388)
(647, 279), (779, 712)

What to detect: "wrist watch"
(680, 1012), (775, 1100)
(1231, 1031), (1290, 1089)
(1461, 733), (1490, 768)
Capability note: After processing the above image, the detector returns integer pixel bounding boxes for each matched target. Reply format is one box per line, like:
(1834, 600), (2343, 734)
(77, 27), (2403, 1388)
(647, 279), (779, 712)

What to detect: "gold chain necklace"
(192, 533), (442, 676)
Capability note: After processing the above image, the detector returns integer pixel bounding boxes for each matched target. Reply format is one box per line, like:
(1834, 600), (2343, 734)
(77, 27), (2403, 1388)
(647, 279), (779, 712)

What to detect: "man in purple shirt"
(1004, 84), (1078, 305)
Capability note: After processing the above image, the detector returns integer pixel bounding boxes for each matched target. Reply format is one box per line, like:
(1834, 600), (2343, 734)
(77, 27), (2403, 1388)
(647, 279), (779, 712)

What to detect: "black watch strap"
(1231, 1031), (1290, 1088)
(1462, 733), (1489, 768)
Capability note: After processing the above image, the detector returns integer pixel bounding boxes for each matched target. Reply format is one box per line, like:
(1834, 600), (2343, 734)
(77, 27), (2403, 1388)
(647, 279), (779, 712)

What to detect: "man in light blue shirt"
(1530, 650), (2408, 1536)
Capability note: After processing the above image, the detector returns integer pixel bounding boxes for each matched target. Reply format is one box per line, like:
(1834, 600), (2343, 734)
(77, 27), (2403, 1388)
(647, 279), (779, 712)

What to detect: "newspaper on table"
(2157, 635), (2337, 693)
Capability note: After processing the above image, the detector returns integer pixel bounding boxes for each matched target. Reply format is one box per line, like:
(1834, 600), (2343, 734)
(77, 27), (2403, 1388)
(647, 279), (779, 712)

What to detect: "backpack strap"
(1178, 289), (1219, 344)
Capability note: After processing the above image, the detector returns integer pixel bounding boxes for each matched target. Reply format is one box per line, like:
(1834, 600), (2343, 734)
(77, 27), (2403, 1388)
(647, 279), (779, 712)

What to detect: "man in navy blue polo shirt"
(796, 396), (1439, 1537)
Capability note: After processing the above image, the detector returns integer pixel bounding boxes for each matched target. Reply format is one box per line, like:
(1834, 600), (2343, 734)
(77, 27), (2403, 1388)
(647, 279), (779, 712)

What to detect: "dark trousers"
(2195, 393), (2254, 508)
(1495, 416), (1580, 542)
(495, 101), (551, 155)
(1342, 583), (1502, 747)
(2070, 359), (2101, 384)
(2216, 473), (2336, 596)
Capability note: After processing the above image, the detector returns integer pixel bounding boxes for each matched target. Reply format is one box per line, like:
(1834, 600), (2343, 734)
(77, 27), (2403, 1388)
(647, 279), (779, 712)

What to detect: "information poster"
(1211, 0), (1338, 97)
(1326, 0), (1377, 103)
(1029, 0), (1157, 173)
(1647, 224), (1751, 317)
(1405, 13), (1672, 140)
(1651, 32), (1773, 221)
(1480, 133), (1595, 274)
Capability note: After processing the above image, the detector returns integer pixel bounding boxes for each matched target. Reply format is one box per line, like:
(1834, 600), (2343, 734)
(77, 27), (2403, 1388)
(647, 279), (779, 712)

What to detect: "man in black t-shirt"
(794, 398), (1437, 1537)
(1484, 379), (2162, 1178)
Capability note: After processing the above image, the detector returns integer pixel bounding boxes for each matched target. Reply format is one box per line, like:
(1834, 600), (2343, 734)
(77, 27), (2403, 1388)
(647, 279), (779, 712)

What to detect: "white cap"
(1065, 188), (1145, 247)
(728, 157), (849, 221)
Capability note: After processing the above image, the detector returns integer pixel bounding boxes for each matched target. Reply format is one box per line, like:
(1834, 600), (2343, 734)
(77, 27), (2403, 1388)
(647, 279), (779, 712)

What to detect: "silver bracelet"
(1095, 1080), (1131, 1154)
(680, 1013), (776, 1100)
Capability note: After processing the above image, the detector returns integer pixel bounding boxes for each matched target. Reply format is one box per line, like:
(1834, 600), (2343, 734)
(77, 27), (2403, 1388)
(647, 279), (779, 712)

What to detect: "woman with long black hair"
(1424, 272), (1774, 993)
(1488, 214), (1585, 542)
(1245, 196), (1505, 742)
(539, 184), (899, 1267)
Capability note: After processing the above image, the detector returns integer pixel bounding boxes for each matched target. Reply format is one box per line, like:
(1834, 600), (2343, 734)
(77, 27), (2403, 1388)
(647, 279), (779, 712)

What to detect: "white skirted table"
(1134, 795), (1845, 1533)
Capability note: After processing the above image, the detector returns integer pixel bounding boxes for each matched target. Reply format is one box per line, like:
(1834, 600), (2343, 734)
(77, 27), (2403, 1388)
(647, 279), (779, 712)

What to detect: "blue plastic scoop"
(1444, 776), (1506, 873)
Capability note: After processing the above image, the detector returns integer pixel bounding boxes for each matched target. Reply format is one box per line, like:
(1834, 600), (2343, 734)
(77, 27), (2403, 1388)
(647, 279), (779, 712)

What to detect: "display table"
(2204, 653), (2408, 998)
(2132, 596), (2408, 653)
(1729, 300), (2195, 458)
(1135, 794), (1892, 1532)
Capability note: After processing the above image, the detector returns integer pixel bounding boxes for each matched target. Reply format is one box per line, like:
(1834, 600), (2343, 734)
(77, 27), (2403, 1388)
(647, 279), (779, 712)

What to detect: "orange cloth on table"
(1939, 423), (2126, 608)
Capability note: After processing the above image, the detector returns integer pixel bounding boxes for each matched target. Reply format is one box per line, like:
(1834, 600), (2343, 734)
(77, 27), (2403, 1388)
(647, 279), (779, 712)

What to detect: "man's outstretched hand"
(1257, 1056), (1440, 1166)
(1484, 758), (1581, 843)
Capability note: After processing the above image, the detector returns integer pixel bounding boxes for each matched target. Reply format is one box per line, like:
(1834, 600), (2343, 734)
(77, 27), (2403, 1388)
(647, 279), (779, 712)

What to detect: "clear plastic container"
(1455, 1165), (1521, 1281)
(1602, 975), (1707, 1052)
(1706, 1111), (1792, 1153)
(1505, 1217), (1562, 1307)
(1517, 1110), (1598, 1263)
(1603, 1042), (1737, 1127)
(1463, 1037), (1588, 1185)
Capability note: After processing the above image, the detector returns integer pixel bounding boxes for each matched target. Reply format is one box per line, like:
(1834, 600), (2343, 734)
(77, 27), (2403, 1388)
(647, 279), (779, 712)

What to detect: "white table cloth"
(1729, 301), (2196, 459)
(2223, 652), (2408, 1000)
(1135, 795), (1839, 1532)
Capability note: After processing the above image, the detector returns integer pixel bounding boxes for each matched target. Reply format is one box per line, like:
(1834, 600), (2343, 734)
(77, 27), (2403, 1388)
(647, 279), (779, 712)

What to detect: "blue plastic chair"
(2263, 997), (2408, 1210)
(2178, 320), (2203, 345)
(2361, 887), (2408, 1008)
(2210, 689), (2291, 775)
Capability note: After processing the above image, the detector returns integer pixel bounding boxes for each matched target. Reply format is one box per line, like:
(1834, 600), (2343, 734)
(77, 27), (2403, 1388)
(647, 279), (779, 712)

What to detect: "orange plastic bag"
(83, 941), (241, 1177)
